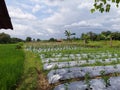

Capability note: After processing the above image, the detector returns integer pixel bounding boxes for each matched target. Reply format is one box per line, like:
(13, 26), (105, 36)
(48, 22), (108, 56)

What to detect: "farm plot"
(0, 44), (24, 90)
(26, 44), (120, 90)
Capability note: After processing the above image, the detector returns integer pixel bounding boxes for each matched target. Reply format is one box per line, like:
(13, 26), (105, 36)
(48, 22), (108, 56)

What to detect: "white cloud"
(43, 8), (53, 14)
(65, 21), (102, 28)
(41, 0), (64, 6)
(46, 28), (55, 34)
(46, 28), (60, 34)
(20, 3), (32, 10)
(8, 6), (36, 20)
(32, 4), (42, 13)
(110, 18), (120, 23)
(78, 2), (92, 9)
(111, 24), (120, 30)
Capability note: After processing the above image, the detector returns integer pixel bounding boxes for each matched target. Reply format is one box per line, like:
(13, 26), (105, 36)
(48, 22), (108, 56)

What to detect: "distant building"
(0, 0), (13, 30)
(56, 39), (63, 42)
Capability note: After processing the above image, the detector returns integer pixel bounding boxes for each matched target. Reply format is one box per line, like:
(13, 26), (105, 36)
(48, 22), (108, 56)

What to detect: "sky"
(1, 0), (120, 40)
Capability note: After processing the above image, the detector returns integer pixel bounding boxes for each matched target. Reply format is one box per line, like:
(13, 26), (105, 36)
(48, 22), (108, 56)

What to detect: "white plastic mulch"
(43, 58), (118, 70)
(48, 65), (120, 84)
(54, 76), (120, 90)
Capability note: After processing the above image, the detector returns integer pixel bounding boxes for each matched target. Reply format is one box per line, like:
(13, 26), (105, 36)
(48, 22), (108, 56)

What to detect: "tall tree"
(49, 38), (56, 42)
(81, 33), (90, 46)
(64, 30), (76, 40)
(0, 33), (11, 43)
(26, 37), (32, 42)
(65, 30), (71, 40)
(101, 32), (113, 47)
(37, 39), (41, 42)
(87, 31), (97, 41)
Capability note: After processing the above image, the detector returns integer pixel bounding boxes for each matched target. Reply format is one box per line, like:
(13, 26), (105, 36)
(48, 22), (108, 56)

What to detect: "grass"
(16, 50), (40, 90)
(0, 44), (24, 90)
(16, 48), (50, 90)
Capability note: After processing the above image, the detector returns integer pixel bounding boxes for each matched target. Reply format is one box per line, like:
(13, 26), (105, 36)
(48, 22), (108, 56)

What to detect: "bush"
(16, 42), (24, 49)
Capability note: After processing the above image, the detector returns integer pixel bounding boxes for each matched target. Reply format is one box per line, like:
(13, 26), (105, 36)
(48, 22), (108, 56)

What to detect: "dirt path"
(35, 68), (53, 90)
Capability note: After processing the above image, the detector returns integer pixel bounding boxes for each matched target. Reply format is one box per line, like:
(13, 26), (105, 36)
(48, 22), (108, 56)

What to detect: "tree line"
(0, 31), (120, 44)
(64, 30), (120, 41)
(80, 31), (120, 41)
(0, 33), (41, 44)
(0, 33), (23, 44)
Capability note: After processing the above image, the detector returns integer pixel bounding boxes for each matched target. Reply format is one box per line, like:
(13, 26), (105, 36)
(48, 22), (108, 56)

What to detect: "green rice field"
(0, 44), (24, 90)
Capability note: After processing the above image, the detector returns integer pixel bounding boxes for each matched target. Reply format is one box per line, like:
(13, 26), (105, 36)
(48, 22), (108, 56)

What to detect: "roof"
(0, 0), (13, 30)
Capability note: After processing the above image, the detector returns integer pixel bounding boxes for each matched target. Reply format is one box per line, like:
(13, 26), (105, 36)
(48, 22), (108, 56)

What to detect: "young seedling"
(67, 68), (71, 73)
(76, 60), (80, 67)
(102, 58), (105, 62)
(53, 70), (57, 75)
(112, 61), (117, 69)
(86, 58), (89, 63)
(100, 70), (111, 88)
(113, 64), (117, 69)
(85, 72), (92, 90)
(117, 57), (120, 63)
(48, 59), (51, 64)
(68, 61), (70, 67)
(54, 64), (58, 70)
(64, 83), (69, 90)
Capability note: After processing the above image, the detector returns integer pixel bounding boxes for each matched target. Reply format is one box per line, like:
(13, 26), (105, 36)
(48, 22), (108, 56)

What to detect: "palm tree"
(65, 30), (71, 40)
(64, 30), (76, 41)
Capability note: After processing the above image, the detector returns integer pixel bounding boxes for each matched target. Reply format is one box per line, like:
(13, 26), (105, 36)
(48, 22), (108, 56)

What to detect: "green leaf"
(112, 0), (115, 2)
(116, 0), (120, 3)
(100, 8), (104, 13)
(102, 0), (106, 4)
(116, 3), (119, 7)
(91, 9), (95, 13)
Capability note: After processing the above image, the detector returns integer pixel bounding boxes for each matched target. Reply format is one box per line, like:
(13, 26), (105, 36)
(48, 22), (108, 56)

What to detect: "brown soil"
(35, 68), (54, 90)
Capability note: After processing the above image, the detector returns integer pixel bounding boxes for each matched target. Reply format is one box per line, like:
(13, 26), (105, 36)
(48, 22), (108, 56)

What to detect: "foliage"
(11, 37), (23, 43)
(81, 33), (90, 46)
(81, 31), (120, 41)
(26, 37), (32, 42)
(92, 0), (120, 13)
(0, 33), (24, 44)
(0, 32), (11, 43)
(49, 38), (57, 42)
(64, 83), (69, 90)
(100, 70), (111, 87)
(85, 72), (91, 90)
(87, 31), (97, 41)
(15, 42), (24, 49)
(37, 38), (41, 42)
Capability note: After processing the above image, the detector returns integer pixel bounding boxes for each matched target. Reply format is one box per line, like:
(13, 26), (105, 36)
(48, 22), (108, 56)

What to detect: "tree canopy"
(91, 0), (120, 13)
(0, 33), (23, 44)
